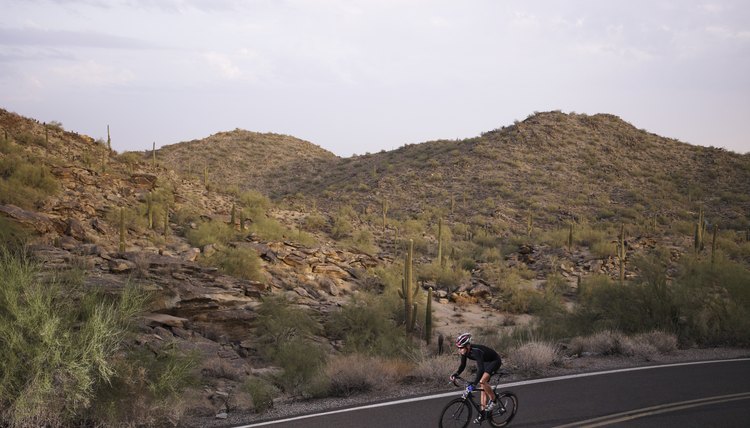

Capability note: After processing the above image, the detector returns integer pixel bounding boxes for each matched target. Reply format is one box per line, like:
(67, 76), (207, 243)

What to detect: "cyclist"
(450, 332), (502, 423)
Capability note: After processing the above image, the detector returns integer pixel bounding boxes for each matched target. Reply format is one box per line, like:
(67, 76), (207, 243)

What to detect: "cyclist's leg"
(479, 371), (492, 408)
(483, 360), (500, 402)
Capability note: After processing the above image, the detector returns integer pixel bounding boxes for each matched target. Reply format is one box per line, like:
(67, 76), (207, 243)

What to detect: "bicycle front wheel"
(439, 398), (472, 428)
(489, 391), (518, 427)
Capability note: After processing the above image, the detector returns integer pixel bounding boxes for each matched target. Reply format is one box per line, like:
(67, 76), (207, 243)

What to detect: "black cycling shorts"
(483, 358), (501, 376)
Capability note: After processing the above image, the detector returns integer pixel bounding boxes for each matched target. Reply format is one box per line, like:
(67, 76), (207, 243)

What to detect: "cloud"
(203, 52), (242, 79)
(52, 59), (136, 85)
(0, 26), (158, 49)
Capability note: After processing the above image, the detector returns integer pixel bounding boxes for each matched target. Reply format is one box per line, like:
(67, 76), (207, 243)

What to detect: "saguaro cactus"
(694, 206), (706, 252)
(146, 192), (154, 229)
(119, 207), (125, 253)
(107, 125), (111, 151)
(163, 203), (169, 238)
(711, 224), (719, 267)
(527, 212), (533, 237)
(152, 142), (156, 169)
(425, 287), (433, 344)
(567, 223), (574, 252)
(617, 223), (626, 283)
(398, 239), (418, 334)
(382, 199), (388, 232)
(230, 203), (236, 229)
(437, 218), (443, 266)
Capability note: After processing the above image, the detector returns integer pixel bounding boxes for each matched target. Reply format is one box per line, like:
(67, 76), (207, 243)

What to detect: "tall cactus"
(107, 125), (111, 151)
(230, 203), (236, 229)
(203, 166), (209, 189)
(437, 218), (443, 266)
(527, 212), (533, 237)
(567, 223), (574, 252)
(382, 199), (388, 232)
(152, 141), (156, 170)
(695, 206), (706, 252)
(146, 192), (154, 229)
(425, 287), (433, 344)
(398, 239), (419, 334)
(119, 207), (125, 253)
(163, 203), (169, 238)
(711, 224), (719, 267)
(617, 223), (626, 283)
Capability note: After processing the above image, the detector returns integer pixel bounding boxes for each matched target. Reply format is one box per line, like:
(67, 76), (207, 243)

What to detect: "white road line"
(555, 392), (750, 427)
(233, 357), (750, 428)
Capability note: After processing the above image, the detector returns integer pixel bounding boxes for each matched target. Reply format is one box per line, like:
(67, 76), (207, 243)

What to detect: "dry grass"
(508, 341), (562, 375)
(411, 353), (456, 384)
(324, 354), (413, 397)
(569, 330), (678, 359)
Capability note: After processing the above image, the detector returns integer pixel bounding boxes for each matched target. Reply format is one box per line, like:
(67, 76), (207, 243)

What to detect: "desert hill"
(156, 129), (339, 197)
(1, 106), (749, 426)
(158, 111), (750, 233)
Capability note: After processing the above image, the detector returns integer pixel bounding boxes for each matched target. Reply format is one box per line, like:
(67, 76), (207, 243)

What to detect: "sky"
(1, 0), (749, 157)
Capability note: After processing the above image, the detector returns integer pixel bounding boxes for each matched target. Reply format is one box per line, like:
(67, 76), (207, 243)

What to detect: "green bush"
(212, 246), (264, 281)
(239, 190), (271, 221)
(0, 248), (147, 426)
(255, 295), (320, 348)
(186, 220), (235, 247)
(327, 293), (415, 358)
(242, 377), (277, 413)
(91, 345), (198, 426)
(0, 154), (59, 209)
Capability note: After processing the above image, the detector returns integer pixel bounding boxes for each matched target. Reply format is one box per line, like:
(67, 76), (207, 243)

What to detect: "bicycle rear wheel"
(439, 398), (472, 428)
(488, 391), (518, 427)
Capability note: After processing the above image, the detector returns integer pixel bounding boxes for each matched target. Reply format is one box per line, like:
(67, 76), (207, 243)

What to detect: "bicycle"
(439, 372), (518, 427)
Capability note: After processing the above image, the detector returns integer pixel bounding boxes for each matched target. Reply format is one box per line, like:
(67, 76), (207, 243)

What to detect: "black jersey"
(455, 344), (502, 385)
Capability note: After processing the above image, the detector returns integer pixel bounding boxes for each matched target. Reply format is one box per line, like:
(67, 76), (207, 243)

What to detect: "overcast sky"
(2, 0), (749, 157)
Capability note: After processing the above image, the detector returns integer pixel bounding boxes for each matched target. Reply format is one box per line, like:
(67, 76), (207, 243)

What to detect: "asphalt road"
(236, 358), (750, 428)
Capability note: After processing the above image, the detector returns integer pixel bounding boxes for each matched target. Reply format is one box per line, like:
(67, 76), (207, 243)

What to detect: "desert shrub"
(274, 337), (326, 392)
(419, 262), (469, 290)
(304, 213), (328, 231)
(91, 345), (198, 425)
(0, 154), (59, 208)
(330, 214), (353, 239)
(634, 330), (678, 354)
(105, 205), (148, 233)
(250, 216), (292, 241)
(255, 295), (320, 347)
(508, 341), (562, 375)
(173, 205), (202, 227)
(239, 190), (271, 221)
(0, 248), (147, 426)
(671, 253), (750, 345)
(212, 246), (263, 281)
(323, 354), (413, 397)
(568, 330), (629, 356)
(349, 229), (376, 254)
(0, 217), (30, 252)
(186, 220), (235, 247)
(411, 354), (456, 384)
(242, 377), (278, 413)
(254, 296), (325, 393)
(326, 293), (415, 358)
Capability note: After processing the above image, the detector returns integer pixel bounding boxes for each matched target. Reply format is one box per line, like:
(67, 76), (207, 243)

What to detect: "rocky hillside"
(157, 111), (750, 233)
(2, 106), (749, 425)
(156, 129), (339, 198)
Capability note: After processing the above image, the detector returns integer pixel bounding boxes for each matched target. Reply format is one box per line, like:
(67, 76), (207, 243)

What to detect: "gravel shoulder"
(187, 347), (750, 428)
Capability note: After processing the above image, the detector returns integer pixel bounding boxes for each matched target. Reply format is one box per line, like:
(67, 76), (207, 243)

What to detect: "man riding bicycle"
(450, 333), (502, 423)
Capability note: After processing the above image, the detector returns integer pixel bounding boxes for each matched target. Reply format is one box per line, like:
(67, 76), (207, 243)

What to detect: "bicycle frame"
(440, 373), (518, 427)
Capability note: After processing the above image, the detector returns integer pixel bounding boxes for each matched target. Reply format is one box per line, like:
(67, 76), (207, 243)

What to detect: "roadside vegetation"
(0, 245), (197, 427)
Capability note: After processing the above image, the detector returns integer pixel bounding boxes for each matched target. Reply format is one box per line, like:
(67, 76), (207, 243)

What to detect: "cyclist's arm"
(454, 354), (467, 377)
